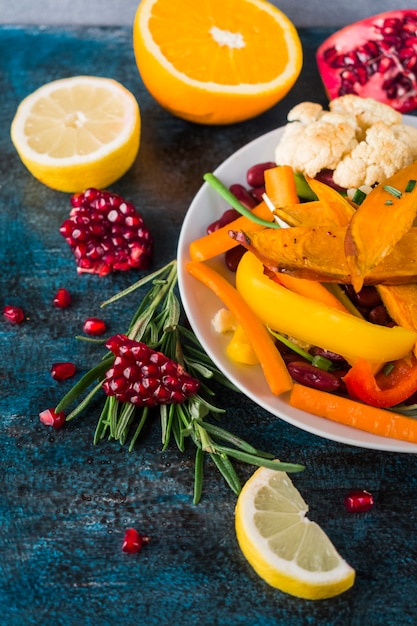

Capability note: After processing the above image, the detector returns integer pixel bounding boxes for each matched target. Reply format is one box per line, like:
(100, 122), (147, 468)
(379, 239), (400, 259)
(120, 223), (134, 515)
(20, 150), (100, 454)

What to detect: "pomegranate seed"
(60, 189), (153, 276)
(53, 288), (72, 308)
(83, 317), (107, 336)
(121, 528), (150, 554)
(102, 334), (200, 407)
(51, 362), (77, 381)
(3, 305), (25, 324)
(39, 408), (66, 429)
(344, 489), (374, 513)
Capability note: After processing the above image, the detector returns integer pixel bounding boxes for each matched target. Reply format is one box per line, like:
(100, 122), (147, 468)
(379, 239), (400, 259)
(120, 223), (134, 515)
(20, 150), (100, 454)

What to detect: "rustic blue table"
(1, 25), (416, 626)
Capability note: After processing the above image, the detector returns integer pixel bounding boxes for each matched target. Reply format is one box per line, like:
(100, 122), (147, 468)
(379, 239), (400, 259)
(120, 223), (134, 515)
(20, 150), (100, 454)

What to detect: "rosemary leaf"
(209, 451), (242, 495)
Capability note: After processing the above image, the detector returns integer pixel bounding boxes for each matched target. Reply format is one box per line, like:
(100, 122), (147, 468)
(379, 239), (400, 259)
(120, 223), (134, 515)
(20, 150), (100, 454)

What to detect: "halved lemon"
(133, 0), (303, 125)
(10, 76), (141, 192)
(235, 466), (355, 599)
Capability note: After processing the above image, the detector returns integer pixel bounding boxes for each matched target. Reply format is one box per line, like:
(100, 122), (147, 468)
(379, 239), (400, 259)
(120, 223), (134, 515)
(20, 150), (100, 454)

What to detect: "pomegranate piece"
(39, 408), (66, 429)
(122, 528), (150, 554)
(103, 334), (200, 407)
(53, 288), (72, 308)
(83, 317), (107, 336)
(60, 188), (153, 276)
(316, 10), (417, 112)
(344, 489), (374, 513)
(51, 362), (77, 381)
(3, 305), (25, 324)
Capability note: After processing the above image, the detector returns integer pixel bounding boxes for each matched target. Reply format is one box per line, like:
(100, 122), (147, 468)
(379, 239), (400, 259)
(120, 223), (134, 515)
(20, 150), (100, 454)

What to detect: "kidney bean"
(249, 185), (266, 203)
(229, 184), (258, 210)
(351, 286), (382, 309)
(287, 361), (341, 392)
(368, 305), (394, 326)
(246, 161), (276, 188)
(309, 346), (348, 364)
(225, 245), (247, 273)
(207, 208), (240, 234)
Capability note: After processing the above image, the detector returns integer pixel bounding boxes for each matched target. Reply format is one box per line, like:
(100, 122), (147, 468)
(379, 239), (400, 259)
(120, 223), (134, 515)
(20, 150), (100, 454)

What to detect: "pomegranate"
(316, 10), (417, 113)
(83, 317), (107, 336)
(102, 334), (200, 407)
(60, 188), (153, 276)
(53, 288), (72, 308)
(3, 305), (25, 324)
(121, 528), (150, 554)
(39, 408), (66, 429)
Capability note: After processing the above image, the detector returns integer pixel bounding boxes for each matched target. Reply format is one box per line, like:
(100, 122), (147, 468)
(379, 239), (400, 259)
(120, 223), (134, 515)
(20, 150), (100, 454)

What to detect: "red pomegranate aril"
(53, 288), (72, 308)
(83, 317), (107, 336)
(3, 305), (25, 324)
(122, 528), (150, 554)
(344, 489), (374, 513)
(51, 362), (77, 381)
(39, 408), (66, 429)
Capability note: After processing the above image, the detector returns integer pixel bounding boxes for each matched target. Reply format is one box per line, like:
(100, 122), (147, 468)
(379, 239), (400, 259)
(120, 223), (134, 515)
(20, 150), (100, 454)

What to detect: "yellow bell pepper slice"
(226, 324), (260, 365)
(235, 251), (417, 364)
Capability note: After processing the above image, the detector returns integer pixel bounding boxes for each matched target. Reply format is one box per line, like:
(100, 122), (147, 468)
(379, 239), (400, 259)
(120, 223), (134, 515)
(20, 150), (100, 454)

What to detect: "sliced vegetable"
(264, 267), (351, 314)
(343, 356), (417, 408)
(290, 383), (417, 444)
(273, 200), (338, 228)
(235, 251), (417, 364)
(189, 200), (273, 262)
(264, 165), (299, 207)
(344, 161), (417, 291)
(226, 324), (260, 365)
(305, 175), (354, 226)
(377, 284), (417, 335)
(234, 225), (417, 285)
(186, 260), (293, 396)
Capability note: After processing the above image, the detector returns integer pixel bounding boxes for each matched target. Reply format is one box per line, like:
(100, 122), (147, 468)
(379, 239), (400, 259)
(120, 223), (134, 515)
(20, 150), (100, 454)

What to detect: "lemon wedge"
(235, 466), (355, 599)
(10, 76), (140, 192)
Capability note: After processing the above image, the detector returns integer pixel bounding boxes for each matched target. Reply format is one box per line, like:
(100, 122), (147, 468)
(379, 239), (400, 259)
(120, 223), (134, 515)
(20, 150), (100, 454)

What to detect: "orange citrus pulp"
(133, 0), (303, 124)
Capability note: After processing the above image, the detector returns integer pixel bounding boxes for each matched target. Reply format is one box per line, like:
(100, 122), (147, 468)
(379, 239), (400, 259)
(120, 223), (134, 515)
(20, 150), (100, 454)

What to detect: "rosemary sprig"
(53, 259), (304, 502)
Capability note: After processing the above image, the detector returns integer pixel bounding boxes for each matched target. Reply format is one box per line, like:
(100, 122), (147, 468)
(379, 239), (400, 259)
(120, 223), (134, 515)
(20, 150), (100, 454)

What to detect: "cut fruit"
(235, 466), (355, 599)
(10, 76), (140, 192)
(133, 0), (302, 124)
(316, 10), (417, 113)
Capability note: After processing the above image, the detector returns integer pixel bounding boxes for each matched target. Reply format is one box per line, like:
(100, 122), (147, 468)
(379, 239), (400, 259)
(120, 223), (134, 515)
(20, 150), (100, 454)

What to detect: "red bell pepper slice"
(344, 356), (417, 408)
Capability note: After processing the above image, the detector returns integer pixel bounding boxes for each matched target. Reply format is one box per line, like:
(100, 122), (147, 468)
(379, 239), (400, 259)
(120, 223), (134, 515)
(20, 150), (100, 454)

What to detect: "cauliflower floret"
(329, 95), (402, 139)
(333, 121), (415, 188)
(287, 101), (324, 124)
(274, 95), (416, 189)
(211, 308), (237, 334)
(275, 110), (358, 178)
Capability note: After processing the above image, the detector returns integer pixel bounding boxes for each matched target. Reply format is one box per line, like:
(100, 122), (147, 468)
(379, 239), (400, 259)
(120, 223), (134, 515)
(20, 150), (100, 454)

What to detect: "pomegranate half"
(316, 10), (417, 113)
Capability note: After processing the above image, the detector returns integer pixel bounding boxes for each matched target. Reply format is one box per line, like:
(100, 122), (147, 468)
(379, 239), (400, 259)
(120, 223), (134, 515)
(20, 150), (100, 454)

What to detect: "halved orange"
(133, 0), (303, 125)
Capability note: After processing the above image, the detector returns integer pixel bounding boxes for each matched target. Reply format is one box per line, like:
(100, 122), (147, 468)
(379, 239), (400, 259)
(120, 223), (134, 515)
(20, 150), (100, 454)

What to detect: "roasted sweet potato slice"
(377, 284), (417, 333)
(274, 200), (337, 227)
(304, 175), (355, 226)
(234, 226), (417, 285)
(345, 160), (417, 291)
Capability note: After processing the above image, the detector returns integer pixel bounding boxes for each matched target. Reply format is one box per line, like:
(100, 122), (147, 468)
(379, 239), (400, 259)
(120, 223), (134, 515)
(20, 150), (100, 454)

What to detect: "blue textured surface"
(1, 25), (417, 626)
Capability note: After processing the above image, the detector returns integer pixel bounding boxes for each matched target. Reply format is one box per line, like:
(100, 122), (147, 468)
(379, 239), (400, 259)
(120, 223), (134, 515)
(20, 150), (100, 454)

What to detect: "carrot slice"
(290, 383), (417, 444)
(264, 165), (299, 207)
(186, 260), (293, 396)
(189, 201), (273, 262)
